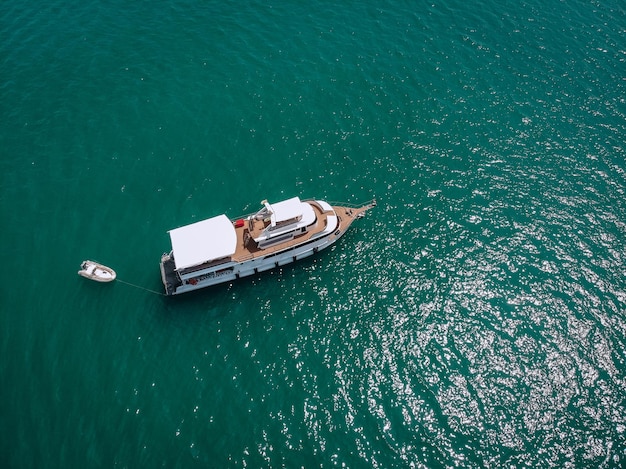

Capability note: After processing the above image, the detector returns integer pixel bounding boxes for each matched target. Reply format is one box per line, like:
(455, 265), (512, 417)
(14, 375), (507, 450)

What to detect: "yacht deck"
(166, 200), (376, 277)
(232, 201), (330, 262)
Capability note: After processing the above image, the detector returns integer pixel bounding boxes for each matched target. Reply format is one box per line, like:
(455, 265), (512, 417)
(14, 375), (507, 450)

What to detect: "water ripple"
(3, 0), (626, 467)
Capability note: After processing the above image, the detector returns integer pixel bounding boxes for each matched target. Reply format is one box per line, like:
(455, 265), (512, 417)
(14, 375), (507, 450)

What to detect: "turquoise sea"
(2, 0), (625, 467)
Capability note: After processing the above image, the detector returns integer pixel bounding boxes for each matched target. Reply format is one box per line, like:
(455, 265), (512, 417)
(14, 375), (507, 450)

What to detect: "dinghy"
(78, 260), (116, 283)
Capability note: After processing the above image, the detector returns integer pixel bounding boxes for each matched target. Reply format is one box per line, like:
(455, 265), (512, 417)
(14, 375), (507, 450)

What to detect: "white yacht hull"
(160, 198), (375, 296)
(162, 230), (339, 295)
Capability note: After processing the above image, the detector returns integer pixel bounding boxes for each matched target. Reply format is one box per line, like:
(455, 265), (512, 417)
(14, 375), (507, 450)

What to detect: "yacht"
(160, 196), (375, 295)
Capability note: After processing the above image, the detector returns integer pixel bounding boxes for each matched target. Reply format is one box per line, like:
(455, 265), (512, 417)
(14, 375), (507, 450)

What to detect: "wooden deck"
(231, 201), (329, 262)
(230, 200), (375, 262)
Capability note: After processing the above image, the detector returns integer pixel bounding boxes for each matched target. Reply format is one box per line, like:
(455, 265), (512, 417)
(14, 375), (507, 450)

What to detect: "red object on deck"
(235, 219), (245, 228)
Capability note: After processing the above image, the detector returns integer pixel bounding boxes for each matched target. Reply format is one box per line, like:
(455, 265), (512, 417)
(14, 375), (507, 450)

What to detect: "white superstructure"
(168, 215), (237, 270)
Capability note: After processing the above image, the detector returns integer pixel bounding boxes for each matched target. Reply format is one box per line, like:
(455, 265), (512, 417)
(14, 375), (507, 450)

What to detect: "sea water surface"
(1, 0), (625, 467)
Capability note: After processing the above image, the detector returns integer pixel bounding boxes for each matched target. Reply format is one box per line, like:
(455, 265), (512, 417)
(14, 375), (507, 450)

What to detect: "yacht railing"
(325, 198), (377, 209)
(230, 198), (376, 222)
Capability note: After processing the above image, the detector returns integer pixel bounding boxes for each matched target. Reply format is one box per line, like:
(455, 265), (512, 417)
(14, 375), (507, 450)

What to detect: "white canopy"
(268, 197), (303, 225)
(169, 214), (236, 270)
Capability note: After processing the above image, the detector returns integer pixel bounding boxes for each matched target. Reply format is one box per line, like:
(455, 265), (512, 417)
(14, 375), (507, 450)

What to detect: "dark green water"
(2, 0), (625, 467)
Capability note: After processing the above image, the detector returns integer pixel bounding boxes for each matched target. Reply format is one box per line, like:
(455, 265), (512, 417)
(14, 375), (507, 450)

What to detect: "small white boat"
(78, 260), (117, 283)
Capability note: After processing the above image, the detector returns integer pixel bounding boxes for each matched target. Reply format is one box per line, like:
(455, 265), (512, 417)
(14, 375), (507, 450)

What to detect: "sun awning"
(269, 197), (303, 225)
(168, 214), (236, 270)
